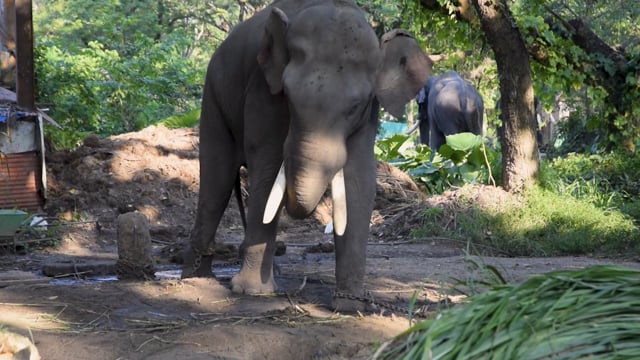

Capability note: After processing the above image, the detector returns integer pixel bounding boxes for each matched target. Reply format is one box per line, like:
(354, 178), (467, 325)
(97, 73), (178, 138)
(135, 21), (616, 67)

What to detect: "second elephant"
(415, 70), (484, 150)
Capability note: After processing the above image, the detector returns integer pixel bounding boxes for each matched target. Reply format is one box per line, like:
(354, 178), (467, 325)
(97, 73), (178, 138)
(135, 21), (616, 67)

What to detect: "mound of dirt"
(45, 126), (201, 251)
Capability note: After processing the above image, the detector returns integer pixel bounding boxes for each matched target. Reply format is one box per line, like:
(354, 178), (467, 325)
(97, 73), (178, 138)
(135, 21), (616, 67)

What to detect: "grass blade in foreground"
(374, 265), (640, 360)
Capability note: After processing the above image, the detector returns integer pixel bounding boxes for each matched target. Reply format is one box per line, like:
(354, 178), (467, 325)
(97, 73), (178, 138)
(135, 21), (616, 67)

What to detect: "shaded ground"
(1, 125), (638, 359)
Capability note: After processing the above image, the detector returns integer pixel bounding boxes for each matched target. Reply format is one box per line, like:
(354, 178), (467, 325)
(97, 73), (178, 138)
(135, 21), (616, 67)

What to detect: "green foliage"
(399, 0), (639, 153)
(375, 133), (498, 193)
(35, 39), (202, 147)
(31, 0), (640, 154)
(32, 0), (239, 148)
(551, 111), (601, 155)
(376, 265), (640, 360)
(401, 149), (640, 257)
(159, 108), (200, 129)
(417, 185), (639, 257)
(540, 152), (640, 221)
(514, 0), (640, 151)
(355, 0), (403, 33)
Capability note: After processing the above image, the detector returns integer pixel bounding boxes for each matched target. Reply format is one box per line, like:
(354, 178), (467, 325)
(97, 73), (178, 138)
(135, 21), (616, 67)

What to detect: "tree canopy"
(28, 0), (640, 173)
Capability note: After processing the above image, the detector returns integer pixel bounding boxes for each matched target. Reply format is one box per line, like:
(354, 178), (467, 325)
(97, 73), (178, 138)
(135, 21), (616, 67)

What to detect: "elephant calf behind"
(415, 70), (484, 151)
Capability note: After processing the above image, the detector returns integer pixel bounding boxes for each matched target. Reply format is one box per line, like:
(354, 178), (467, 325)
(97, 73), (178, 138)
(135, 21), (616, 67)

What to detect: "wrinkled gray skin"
(181, 0), (431, 312)
(416, 70), (484, 150)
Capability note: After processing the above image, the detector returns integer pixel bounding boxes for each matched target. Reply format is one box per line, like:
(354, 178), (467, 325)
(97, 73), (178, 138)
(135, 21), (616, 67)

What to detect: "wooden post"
(15, 0), (34, 110)
(1, 0), (17, 89)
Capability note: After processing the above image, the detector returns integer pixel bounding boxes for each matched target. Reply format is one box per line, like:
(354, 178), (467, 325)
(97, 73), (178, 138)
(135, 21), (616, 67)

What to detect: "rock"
(42, 261), (116, 277)
(82, 134), (101, 148)
(116, 212), (156, 280)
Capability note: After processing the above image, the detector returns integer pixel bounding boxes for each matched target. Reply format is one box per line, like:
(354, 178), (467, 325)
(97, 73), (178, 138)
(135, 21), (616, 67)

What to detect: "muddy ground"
(1, 125), (638, 360)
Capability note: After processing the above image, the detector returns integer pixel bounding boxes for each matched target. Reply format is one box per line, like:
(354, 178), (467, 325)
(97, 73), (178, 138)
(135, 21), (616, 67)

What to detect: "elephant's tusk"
(263, 163), (286, 224)
(331, 168), (347, 236)
(405, 119), (421, 135)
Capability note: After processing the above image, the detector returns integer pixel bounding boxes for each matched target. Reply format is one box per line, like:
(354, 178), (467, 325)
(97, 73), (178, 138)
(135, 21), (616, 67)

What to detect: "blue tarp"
(377, 121), (407, 139)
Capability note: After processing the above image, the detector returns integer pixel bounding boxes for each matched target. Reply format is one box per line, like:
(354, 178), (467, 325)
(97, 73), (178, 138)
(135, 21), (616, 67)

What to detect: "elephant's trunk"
(284, 163), (330, 219)
(263, 135), (348, 235)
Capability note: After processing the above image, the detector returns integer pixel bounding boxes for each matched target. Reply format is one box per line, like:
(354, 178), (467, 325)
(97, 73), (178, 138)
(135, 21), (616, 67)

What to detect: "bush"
(540, 152), (640, 222)
(375, 133), (499, 193)
(36, 38), (203, 148)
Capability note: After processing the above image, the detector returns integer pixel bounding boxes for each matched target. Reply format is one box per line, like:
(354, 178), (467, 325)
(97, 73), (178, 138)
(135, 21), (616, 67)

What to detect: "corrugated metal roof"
(0, 151), (42, 211)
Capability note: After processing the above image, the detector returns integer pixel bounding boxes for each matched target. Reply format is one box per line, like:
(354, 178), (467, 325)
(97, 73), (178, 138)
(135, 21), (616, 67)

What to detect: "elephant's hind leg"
(182, 91), (239, 279)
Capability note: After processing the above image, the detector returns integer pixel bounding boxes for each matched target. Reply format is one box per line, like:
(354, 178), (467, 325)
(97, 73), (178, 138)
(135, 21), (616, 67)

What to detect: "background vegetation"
(28, 0), (640, 255)
(32, 0), (639, 151)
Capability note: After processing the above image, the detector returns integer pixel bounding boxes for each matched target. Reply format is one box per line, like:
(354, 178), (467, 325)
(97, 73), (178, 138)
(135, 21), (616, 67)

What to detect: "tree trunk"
(471, 0), (538, 191)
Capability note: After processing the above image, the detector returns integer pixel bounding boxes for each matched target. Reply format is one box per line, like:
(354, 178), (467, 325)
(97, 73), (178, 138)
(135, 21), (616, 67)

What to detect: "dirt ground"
(1, 125), (638, 360)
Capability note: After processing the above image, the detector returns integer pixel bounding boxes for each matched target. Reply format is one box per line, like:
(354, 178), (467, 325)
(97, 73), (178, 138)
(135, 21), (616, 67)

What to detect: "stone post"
(116, 212), (155, 280)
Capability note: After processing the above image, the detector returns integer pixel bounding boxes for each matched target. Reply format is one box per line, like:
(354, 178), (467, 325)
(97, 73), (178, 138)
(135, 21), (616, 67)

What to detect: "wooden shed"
(0, 88), (50, 211)
(0, 0), (56, 212)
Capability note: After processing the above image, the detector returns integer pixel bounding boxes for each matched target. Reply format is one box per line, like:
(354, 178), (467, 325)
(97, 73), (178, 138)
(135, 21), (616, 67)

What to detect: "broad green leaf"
(445, 133), (483, 152)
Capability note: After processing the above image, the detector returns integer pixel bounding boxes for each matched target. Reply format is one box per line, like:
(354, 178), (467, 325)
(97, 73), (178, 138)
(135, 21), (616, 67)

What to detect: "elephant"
(181, 0), (432, 312)
(413, 70), (484, 151)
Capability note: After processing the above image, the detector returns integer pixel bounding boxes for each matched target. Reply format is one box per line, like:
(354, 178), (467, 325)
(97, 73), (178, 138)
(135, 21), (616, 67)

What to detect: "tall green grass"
(488, 187), (638, 256)
(409, 150), (640, 257)
(414, 186), (639, 257)
(540, 152), (640, 222)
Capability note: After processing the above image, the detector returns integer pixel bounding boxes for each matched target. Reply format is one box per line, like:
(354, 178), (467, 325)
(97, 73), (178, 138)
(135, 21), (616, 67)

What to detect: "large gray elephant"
(414, 70), (484, 150)
(181, 0), (432, 312)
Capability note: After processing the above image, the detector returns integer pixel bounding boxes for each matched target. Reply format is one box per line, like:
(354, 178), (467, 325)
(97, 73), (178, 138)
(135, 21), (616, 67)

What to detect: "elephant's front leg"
(230, 163), (282, 294)
(230, 88), (288, 295)
(332, 124), (377, 312)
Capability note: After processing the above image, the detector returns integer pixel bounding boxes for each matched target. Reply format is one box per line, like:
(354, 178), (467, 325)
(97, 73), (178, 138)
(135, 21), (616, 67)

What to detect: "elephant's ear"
(376, 29), (432, 118)
(257, 7), (289, 95)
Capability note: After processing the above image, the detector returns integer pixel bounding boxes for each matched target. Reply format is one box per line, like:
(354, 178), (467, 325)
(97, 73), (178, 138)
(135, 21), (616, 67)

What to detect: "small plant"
(406, 290), (419, 326)
(374, 133), (498, 193)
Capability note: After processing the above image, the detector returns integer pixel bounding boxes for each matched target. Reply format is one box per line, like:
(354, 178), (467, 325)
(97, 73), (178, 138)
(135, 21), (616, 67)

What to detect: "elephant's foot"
(230, 268), (277, 295)
(180, 245), (215, 279)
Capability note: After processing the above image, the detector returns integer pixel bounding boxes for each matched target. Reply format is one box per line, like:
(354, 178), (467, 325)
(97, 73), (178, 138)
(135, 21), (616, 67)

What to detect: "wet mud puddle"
(48, 263), (241, 285)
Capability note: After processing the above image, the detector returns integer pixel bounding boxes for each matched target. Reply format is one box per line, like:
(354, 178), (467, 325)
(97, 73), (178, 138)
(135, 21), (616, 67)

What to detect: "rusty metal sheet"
(0, 151), (42, 211)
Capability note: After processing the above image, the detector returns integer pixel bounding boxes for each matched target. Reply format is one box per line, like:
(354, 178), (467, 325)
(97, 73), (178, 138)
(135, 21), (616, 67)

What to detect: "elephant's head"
(258, 4), (431, 235)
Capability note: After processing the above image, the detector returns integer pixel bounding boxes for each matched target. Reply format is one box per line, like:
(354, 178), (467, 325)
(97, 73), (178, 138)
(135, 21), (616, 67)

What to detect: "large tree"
(470, 0), (538, 191)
